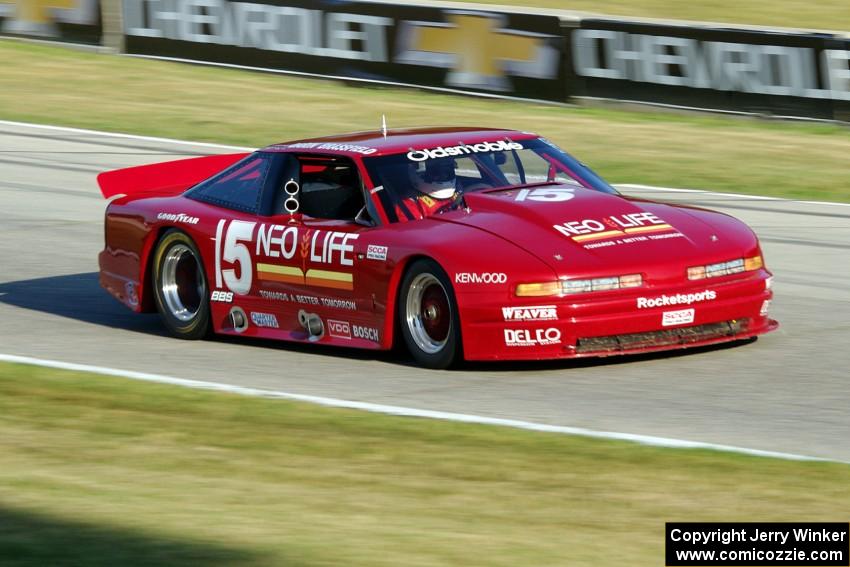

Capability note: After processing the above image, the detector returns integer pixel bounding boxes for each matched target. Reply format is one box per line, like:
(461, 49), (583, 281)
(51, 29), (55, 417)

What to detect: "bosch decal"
(502, 305), (558, 322)
(637, 290), (717, 309)
(455, 272), (508, 284)
(504, 328), (562, 347)
(353, 325), (380, 342)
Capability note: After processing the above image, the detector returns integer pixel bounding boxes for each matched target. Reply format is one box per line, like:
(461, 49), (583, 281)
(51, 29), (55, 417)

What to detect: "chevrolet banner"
(121, 0), (568, 101)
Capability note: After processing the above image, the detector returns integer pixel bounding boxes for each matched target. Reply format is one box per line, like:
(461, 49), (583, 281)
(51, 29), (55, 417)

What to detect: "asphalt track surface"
(1, 121), (849, 461)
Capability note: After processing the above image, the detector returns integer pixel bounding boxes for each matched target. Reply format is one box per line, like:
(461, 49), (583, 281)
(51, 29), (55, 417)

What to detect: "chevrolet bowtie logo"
(0, 0), (89, 36)
(396, 12), (559, 92)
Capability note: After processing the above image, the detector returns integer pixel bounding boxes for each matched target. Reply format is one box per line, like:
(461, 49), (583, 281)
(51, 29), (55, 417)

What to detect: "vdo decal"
(214, 219), (359, 295)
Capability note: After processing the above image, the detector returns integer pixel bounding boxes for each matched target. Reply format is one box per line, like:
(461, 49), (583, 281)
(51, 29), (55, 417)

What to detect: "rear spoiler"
(97, 153), (250, 199)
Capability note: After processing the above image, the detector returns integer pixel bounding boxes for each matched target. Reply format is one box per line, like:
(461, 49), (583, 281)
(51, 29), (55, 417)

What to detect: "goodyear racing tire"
(152, 229), (211, 340)
(398, 259), (461, 369)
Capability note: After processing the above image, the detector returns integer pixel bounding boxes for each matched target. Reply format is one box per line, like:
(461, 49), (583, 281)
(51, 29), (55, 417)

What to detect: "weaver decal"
(504, 328), (561, 347)
(214, 220), (358, 294)
(553, 212), (681, 247)
(407, 140), (523, 162)
(637, 290), (717, 309)
(502, 305), (558, 322)
(662, 308), (695, 327)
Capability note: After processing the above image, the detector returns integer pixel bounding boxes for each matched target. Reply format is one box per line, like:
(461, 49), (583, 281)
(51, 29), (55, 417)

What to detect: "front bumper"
(458, 270), (777, 361)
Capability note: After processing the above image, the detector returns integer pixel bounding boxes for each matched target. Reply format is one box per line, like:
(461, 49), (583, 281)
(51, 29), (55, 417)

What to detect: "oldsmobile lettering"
(407, 140), (523, 162)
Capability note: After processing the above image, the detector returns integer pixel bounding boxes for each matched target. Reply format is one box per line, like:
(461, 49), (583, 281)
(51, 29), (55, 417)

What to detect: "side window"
(510, 149), (575, 185)
(187, 154), (271, 214)
(297, 157), (365, 221)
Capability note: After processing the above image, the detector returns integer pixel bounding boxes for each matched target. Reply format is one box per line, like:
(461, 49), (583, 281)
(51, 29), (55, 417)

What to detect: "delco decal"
(662, 308), (695, 327)
(505, 328), (562, 347)
(637, 290), (717, 309)
(407, 140), (523, 162)
(455, 272), (507, 284)
(553, 212), (678, 244)
(502, 305), (558, 322)
(366, 244), (388, 261)
(250, 312), (279, 328)
(353, 325), (379, 342)
(214, 220), (358, 295)
(157, 212), (199, 224)
(328, 319), (352, 340)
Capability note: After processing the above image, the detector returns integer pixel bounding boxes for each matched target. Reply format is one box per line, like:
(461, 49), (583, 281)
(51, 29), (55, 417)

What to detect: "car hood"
(443, 187), (760, 283)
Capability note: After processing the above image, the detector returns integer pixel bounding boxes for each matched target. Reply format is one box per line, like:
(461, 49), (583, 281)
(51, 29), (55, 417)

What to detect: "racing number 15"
(215, 219), (255, 295)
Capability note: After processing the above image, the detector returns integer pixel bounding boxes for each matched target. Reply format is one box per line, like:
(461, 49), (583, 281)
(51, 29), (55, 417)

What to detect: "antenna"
(381, 114), (387, 139)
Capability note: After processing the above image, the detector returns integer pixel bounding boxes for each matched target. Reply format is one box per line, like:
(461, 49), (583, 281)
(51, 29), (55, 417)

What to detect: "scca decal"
(455, 272), (507, 284)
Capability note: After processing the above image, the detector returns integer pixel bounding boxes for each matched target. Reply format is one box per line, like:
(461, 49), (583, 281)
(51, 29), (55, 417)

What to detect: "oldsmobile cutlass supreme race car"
(98, 127), (777, 369)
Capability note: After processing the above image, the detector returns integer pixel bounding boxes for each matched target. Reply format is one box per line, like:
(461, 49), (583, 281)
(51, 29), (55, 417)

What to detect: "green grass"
(0, 361), (849, 566)
(2, 40), (849, 202)
(463, 0), (849, 31)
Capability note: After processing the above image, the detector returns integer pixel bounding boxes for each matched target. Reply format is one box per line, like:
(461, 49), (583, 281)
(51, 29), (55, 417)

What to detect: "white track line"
(3, 119), (848, 208)
(0, 353), (839, 463)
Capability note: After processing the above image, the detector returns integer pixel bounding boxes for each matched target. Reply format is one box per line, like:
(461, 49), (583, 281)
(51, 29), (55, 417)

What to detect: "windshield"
(363, 138), (618, 223)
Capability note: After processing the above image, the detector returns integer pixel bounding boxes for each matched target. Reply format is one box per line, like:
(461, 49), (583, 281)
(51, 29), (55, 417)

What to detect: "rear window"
(187, 153), (272, 214)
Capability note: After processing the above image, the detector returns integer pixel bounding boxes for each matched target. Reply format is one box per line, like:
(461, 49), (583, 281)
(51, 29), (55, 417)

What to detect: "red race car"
(98, 127), (777, 369)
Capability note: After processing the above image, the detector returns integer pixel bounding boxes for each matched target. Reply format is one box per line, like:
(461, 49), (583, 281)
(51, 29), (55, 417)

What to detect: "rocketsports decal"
(553, 212), (682, 249)
(637, 290), (716, 308)
(214, 220), (358, 295)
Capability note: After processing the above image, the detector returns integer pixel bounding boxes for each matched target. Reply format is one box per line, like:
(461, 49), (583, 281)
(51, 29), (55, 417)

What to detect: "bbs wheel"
(398, 259), (461, 369)
(152, 230), (211, 339)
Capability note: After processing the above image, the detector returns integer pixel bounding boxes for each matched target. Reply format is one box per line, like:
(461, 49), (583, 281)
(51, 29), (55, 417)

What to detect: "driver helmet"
(410, 158), (457, 200)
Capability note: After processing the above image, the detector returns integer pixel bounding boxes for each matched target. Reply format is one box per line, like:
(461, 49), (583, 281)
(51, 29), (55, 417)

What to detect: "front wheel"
(398, 259), (461, 369)
(151, 230), (211, 339)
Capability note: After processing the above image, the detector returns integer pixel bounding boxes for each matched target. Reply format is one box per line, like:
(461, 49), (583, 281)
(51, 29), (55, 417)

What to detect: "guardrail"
(2, 0), (849, 121)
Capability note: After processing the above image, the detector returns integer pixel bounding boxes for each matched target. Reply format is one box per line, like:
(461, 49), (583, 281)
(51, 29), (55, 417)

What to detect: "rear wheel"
(152, 230), (211, 339)
(398, 259), (461, 369)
